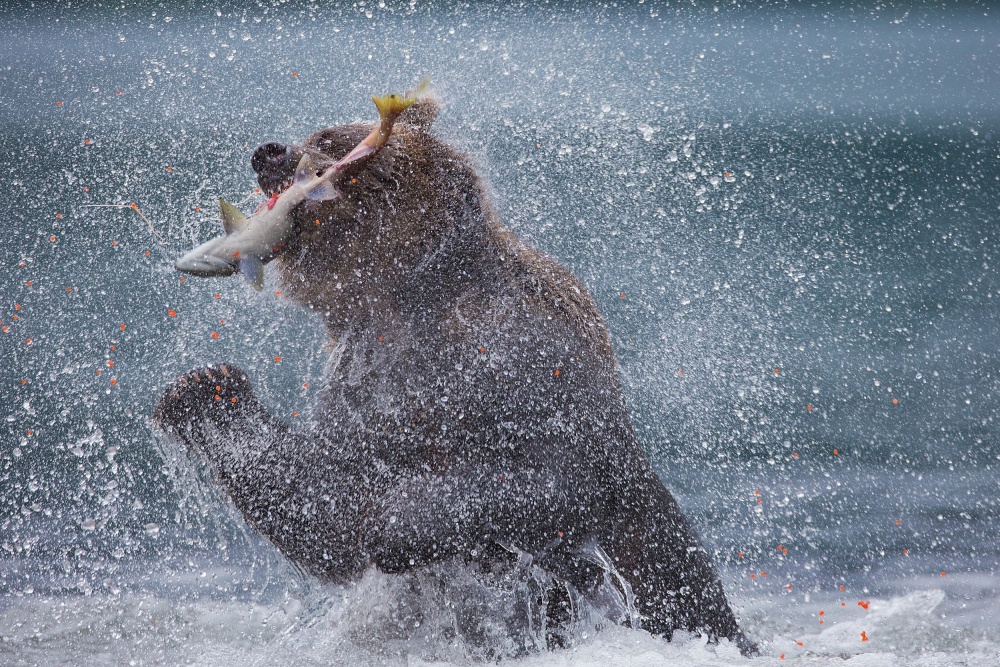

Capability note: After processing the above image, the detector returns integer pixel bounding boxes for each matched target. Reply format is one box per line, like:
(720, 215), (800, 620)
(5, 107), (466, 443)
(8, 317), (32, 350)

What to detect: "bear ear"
(400, 97), (440, 132)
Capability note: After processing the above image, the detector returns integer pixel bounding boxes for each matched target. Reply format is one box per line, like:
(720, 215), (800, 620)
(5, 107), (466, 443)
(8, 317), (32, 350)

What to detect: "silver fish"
(174, 86), (425, 290)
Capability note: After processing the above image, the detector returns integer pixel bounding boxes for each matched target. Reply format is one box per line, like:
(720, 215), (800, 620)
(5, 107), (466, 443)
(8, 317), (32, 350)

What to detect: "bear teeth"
(267, 177), (292, 198)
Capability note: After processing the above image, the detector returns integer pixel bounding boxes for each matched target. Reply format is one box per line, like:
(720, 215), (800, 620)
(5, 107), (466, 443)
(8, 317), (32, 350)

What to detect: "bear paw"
(153, 363), (259, 444)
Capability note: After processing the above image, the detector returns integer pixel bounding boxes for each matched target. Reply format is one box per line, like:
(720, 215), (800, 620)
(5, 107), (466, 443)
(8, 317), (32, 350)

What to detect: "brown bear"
(154, 95), (755, 656)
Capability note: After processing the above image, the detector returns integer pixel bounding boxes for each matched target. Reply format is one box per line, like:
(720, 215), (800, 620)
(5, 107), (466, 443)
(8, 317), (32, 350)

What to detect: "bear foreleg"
(154, 364), (369, 581)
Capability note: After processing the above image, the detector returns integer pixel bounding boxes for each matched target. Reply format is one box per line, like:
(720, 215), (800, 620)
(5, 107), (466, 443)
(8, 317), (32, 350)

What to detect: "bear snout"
(251, 141), (299, 196)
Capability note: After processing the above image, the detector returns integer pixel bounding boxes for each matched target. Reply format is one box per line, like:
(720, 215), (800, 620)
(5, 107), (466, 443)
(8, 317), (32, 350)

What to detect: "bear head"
(248, 98), (505, 332)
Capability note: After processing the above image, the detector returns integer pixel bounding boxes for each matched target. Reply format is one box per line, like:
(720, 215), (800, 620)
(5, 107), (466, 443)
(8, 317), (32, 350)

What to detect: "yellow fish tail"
(372, 78), (431, 125)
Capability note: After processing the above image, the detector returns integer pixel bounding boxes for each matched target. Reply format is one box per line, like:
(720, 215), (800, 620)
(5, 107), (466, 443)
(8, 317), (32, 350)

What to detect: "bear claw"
(153, 363), (256, 436)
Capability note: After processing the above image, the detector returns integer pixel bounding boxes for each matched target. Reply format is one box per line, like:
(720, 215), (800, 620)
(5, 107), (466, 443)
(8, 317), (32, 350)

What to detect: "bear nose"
(251, 142), (291, 174)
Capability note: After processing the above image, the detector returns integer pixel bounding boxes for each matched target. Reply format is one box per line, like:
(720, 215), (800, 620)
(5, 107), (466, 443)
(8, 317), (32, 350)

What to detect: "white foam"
(3, 579), (999, 667)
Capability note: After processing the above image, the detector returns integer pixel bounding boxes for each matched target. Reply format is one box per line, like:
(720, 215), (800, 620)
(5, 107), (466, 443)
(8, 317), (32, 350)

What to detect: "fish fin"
(293, 154), (318, 185)
(219, 199), (248, 234)
(403, 76), (432, 101)
(306, 180), (339, 201)
(239, 255), (265, 291)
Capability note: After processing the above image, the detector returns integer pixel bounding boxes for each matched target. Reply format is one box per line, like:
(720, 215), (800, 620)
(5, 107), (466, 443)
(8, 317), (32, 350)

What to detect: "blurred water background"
(0, 1), (998, 665)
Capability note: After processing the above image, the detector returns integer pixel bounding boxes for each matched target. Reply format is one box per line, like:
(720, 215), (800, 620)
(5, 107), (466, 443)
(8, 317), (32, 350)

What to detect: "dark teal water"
(0, 2), (998, 663)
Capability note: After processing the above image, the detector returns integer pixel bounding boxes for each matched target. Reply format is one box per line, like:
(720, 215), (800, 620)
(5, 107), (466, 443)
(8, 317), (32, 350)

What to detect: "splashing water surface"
(1, 2), (998, 665)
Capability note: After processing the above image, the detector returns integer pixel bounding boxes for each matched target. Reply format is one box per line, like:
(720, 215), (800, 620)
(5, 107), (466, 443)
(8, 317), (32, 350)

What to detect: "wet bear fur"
(154, 99), (754, 656)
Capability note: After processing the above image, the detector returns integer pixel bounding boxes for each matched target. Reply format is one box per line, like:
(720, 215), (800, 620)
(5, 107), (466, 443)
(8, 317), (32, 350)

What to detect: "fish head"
(174, 236), (236, 277)
(174, 198), (292, 290)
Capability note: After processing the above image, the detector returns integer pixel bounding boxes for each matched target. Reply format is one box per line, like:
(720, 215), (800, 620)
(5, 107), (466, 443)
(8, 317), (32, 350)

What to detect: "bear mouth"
(264, 176), (293, 198)
(252, 141), (304, 199)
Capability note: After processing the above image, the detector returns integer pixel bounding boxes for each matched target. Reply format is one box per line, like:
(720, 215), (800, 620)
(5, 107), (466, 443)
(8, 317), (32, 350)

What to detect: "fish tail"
(371, 92), (416, 125)
(331, 80), (433, 172)
(371, 78), (431, 125)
